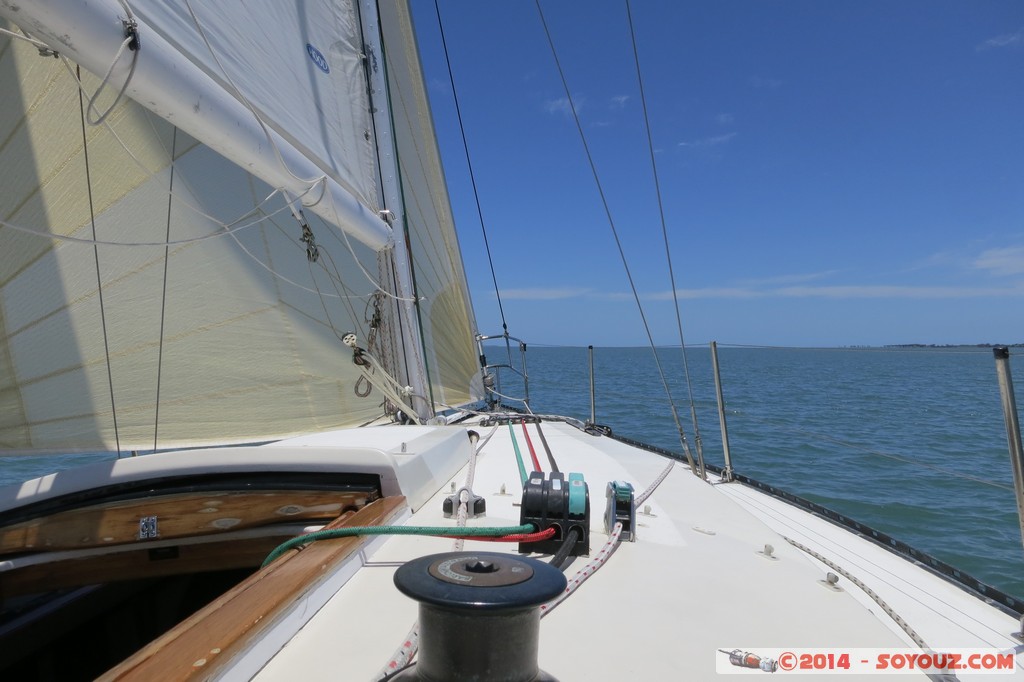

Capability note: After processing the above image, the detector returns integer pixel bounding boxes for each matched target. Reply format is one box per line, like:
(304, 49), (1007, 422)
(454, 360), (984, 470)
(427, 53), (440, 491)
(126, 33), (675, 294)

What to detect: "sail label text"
(306, 44), (330, 74)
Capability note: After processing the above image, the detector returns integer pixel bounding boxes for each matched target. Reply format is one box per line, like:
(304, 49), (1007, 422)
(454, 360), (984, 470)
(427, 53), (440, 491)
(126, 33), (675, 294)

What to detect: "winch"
(391, 551), (566, 681)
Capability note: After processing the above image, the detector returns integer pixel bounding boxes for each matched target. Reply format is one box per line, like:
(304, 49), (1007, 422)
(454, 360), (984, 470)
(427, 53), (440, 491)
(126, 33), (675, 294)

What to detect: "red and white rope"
(540, 522), (623, 618)
(374, 425), (496, 680)
(635, 460), (676, 507)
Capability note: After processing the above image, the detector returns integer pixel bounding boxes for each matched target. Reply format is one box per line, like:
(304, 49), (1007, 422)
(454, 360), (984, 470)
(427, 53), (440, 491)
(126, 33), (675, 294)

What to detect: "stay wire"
(625, 0), (706, 476)
(534, 0), (700, 477)
(432, 0), (508, 333)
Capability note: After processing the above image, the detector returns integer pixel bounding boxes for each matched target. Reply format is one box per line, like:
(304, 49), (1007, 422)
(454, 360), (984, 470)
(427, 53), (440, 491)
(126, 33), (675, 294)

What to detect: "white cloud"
(645, 283), (1024, 300)
(544, 96), (584, 117)
(678, 132), (737, 148)
(499, 287), (591, 300)
(977, 27), (1024, 51)
(973, 246), (1024, 276)
(716, 113), (735, 125)
(736, 271), (840, 287)
(610, 95), (630, 109)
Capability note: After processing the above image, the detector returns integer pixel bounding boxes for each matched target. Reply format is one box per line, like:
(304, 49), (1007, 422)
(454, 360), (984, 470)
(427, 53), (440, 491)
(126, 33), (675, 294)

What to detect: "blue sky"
(409, 1), (1024, 347)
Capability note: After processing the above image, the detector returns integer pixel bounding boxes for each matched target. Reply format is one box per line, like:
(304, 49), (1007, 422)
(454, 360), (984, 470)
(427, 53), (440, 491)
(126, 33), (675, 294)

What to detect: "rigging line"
(534, 421), (560, 473)
(508, 422), (529, 485)
(153, 127), (177, 452)
(53, 60), (330, 236)
(625, 0), (705, 471)
(386, 248), (433, 414)
(432, 0), (509, 333)
(82, 33), (137, 126)
(520, 419), (543, 472)
(319, 186), (417, 302)
(534, 0), (701, 478)
(254, 209), (373, 301)
(361, 9), (434, 415)
(635, 460), (676, 507)
(78, 65), (121, 457)
(312, 241), (369, 332)
(0, 25), (49, 50)
(0, 192), (302, 247)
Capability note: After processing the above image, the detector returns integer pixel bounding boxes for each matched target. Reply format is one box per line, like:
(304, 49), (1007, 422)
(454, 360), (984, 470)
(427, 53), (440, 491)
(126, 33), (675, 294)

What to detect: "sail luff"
(357, 0), (431, 421)
(0, 0), (392, 251)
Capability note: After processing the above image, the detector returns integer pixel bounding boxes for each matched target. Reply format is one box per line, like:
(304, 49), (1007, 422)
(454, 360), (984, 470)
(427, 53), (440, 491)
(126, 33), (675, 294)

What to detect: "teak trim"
(99, 495), (407, 681)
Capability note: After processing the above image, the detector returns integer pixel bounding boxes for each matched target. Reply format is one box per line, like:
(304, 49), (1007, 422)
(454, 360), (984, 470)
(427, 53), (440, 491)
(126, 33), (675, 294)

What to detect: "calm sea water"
(3, 345), (1022, 599)
(514, 344), (1024, 598)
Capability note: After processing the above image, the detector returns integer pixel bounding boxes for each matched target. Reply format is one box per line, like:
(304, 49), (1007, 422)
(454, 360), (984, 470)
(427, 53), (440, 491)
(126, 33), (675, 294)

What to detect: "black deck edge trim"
(562, 419), (1024, 618)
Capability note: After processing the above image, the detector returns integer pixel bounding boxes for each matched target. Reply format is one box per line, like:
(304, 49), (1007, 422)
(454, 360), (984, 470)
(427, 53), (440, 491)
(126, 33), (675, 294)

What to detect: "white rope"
(81, 35), (137, 126)
(0, 26), (51, 50)
(540, 521), (623, 617)
(376, 624), (419, 680)
(352, 347), (422, 424)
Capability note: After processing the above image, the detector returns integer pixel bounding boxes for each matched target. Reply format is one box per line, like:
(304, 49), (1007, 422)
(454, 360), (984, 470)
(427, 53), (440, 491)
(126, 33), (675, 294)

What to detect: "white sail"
(378, 0), (482, 409)
(134, 1), (382, 217)
(0, 1), (480, 453)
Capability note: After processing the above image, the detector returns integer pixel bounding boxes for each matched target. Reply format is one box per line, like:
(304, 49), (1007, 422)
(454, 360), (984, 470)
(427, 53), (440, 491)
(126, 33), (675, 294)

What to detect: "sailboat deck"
(248, 420), (1021, 680)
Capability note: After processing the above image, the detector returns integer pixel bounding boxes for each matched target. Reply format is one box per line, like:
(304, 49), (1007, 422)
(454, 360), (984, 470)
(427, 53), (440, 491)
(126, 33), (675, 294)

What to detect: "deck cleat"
(443, 486), (486, 518)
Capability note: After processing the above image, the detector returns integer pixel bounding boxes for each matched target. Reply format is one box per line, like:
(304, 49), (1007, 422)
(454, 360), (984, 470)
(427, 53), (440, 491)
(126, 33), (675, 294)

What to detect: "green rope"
(508, 422), (528, 485)
(262, 523), (535, 567)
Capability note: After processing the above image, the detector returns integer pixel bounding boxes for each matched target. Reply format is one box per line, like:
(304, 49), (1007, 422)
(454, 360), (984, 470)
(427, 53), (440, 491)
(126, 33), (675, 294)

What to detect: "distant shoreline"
(882, 343), (1024, 349)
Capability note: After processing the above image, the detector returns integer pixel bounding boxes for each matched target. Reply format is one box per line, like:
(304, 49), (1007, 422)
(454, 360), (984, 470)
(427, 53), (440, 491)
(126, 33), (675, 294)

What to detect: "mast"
(0, 0), (391, 251)
(358, 0), (432, 420)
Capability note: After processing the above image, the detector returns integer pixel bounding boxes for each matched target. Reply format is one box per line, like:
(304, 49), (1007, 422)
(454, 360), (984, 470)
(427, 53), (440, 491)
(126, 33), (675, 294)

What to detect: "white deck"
(247, 421), (1024, 680)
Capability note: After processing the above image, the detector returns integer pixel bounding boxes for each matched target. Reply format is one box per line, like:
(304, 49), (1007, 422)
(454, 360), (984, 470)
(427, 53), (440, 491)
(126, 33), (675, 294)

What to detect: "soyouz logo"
(716, 648), (1017, 675)
(306, 43), (329, 74)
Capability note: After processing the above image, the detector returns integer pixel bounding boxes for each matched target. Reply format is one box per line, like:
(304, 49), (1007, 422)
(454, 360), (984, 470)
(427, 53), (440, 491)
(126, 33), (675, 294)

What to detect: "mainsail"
(0, 0), (481, 454)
